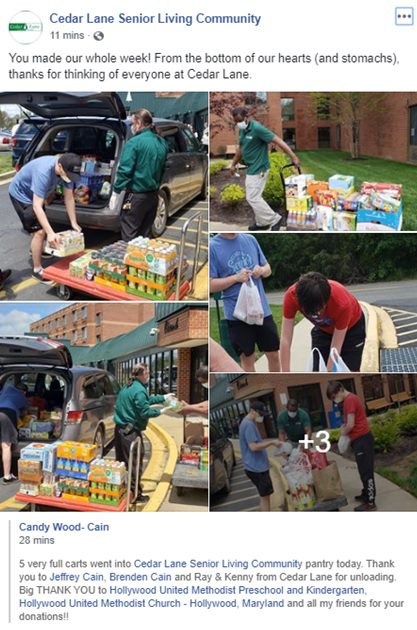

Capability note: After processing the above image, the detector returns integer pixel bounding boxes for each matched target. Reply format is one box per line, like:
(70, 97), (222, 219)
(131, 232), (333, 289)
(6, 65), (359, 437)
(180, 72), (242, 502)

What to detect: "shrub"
(397, 404), (417, 436)
(263, 152), (298, 205)
(210, 160), (228, 177)
(371, 416), (400, 453)
(220, 184), (245, 206)
(209, 186), (217, 197)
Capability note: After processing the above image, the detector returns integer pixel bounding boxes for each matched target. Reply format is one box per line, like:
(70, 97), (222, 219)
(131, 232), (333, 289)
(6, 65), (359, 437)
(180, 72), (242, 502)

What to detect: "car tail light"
(15, 164), (20, 172)
(2, 138), (9, 145)
(66, 410), (83, 424)
(12, 137), (17, 147)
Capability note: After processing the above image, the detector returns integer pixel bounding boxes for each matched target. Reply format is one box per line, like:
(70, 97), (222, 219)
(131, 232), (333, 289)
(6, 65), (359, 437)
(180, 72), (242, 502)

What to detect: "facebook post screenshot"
(0, 0), (416, 628)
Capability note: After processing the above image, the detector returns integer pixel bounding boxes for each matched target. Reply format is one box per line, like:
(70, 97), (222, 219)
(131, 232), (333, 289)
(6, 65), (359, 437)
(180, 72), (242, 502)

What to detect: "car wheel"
(197, 174), (208, 200)
(152, 190), (169, 237)
(93, 426), (105, 459)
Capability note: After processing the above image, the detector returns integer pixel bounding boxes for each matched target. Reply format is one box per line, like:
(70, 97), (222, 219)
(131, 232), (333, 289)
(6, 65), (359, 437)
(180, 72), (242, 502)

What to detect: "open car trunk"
(0, 367), (70, 449)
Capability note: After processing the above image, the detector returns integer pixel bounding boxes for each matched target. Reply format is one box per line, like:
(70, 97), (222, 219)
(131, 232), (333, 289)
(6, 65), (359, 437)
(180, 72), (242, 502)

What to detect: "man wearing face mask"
(113, 363), (175, 503)
(281, 272), (366, 372)
(230, 107), (300, 231)
(9, 153), (82, 283)
(239, 400), (282, 511)
(277, 399), (312, 446)
(111, 109), (169, 241)
(327, 381), (376, 511)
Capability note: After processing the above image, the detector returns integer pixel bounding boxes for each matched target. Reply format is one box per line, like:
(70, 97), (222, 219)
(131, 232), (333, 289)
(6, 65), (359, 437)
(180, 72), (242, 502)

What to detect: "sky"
(0, 303), (72, 336)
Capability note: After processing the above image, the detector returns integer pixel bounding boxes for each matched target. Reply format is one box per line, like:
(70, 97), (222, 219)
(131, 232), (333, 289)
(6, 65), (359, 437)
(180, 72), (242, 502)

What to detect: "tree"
(312, 92), (387, 159)
(210, 92), (269, 138)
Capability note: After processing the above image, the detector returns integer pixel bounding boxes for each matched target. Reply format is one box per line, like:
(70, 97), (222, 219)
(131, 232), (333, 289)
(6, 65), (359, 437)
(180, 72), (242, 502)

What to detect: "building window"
(281, 98), (295, 122)
(81, 306), (87, 320)
(387, 374), (406, 395)
(63, 314), (67, 326)
(96, 312), (102, 325)
(72, 330), (78, 343)
(283, 128), (296, 150)
(362, 376), (384, 401)
(96, 334), (101, 343)
(318, 127), (331, 148)
(72, 310), (77, 324)
(82, 327), (87, 340)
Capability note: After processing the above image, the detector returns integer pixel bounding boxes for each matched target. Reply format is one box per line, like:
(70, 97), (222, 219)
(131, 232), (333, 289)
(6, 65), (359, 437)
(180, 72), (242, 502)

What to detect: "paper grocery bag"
(184, 420), (204, 445)
(312, 461), (343, 501)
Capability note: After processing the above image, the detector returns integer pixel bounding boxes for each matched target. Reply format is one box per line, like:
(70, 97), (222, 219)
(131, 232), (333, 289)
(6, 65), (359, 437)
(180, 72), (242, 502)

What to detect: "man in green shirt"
(277, 399), (312, 445)
(230, 107), (300, 231)
(111, 109), (168, 241)
(113, 363), (174, 503)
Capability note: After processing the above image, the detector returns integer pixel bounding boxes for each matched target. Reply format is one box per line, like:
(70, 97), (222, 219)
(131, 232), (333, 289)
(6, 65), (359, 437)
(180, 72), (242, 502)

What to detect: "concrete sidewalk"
(255, 317), (313, 372)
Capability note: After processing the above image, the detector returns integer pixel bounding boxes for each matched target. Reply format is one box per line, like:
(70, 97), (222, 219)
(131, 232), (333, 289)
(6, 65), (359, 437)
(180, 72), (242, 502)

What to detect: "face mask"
(334, 396), (343, 404)
(254, 414), (264, 423)
(201, 382), (209, 390)
(237, 121), (248, 130)
(288, 411), (297, 419)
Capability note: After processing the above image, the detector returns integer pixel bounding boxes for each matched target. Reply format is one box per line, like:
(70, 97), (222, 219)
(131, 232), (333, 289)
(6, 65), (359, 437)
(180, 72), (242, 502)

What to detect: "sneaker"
(354, 493), (366, 502)
(354, 502), (377, 512)
(269, 214), (283, 231)
(134, 494), (150, 504)
(32, 269), (55, 285)
(3, 474), (18, 484)
(248, 222), (273, 231)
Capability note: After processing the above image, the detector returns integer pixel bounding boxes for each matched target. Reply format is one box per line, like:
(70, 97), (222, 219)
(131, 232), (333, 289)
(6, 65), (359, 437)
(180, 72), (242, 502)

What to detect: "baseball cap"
(58, 153), (82, 182)
(250, 401), (268, 416)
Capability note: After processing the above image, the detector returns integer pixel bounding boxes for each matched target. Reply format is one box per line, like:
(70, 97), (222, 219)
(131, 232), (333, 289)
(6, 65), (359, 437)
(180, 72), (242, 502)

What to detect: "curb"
(360, 301), (380, 372)
(373, 305), (398, 349)
(0, 170), (14, 182)
(142, 419), (178, 513)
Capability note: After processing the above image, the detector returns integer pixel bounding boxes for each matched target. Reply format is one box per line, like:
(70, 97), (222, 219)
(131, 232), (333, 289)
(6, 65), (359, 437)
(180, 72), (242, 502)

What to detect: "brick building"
(210, 373), (417, 438)
(210, 92), (417, 163)
(30, 303), (154, 346)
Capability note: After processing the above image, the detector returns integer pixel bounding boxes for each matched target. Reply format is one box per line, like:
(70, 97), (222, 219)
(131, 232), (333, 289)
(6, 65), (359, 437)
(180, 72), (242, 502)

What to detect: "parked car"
(0, 92), (208, 236)
(210, 423), (235, 495)
(0, 129), (11, 152)
(0, 336), (120, 458)
(11, 118), (45, 166)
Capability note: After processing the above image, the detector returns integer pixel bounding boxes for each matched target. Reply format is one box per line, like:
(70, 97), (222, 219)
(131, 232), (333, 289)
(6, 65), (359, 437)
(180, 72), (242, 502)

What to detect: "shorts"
(311, 311), (366, 372)
(10, 195), (42, 233)
(227, 315), (280, 357)
(245, 469), (273, 497)
(0, 412), (18, 445)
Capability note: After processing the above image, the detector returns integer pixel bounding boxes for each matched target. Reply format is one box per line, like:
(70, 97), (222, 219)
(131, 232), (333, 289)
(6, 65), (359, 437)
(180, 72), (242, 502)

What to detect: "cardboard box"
(307, 180), (329, 202)
(44, 230), (85, 258)
(361, 181), (402, 199)
(370, 192), (402, 214)
(357, 208), (402, 231)
(343, 192), (362, 212)
(285, 174), (313, 198)
(316, 190), (338, 209)
(286, 195), (313, 212)
(18, 459), (43, 483)
(329, 174), (354, 191)
(57, 441), (97, 463)
(333, 211), (357, 232)
(20, 443), (48, 463)
(42, 442), (60, 473)
(316, 206), (333, 231)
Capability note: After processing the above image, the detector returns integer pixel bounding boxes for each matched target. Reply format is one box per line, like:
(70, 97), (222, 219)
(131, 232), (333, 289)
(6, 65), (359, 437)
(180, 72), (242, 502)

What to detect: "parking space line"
(395, 321), (417, 329)
(397, 328), (417, 337)
(390, 315), (417, 322)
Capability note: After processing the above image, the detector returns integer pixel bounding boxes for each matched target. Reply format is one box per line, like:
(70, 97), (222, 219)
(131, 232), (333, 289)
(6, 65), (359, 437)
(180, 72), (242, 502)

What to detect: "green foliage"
(209, 186), (217, 197)
(210, 160), (228, 177)
(376, 465), (417, 499)
(328, 428), (341, 443)
(370, 414), (400, 453)
(396, 405), (417, 436)
(263, 152), (298, 205)
(220, 184), (245, 205)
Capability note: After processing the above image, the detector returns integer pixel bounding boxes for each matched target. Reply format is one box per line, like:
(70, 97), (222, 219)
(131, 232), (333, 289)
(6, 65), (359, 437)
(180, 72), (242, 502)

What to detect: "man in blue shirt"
(0, 383), (28, 483)
(239, 400), (281, 511)
(9, 153), (82, 283)
(210, 233), (280, 372)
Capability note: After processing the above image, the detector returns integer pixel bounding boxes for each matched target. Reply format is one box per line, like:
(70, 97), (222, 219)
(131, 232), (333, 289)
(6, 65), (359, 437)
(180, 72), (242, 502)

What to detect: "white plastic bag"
(233, 277), (264, 326)
(305, 347), (327, 372)
(338, 435), (351, 455)
(330, 347), (351, 373)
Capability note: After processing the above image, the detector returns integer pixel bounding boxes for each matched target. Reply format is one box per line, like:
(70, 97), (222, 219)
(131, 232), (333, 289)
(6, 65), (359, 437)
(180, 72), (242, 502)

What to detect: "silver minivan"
(0, 92), (208, 236)
(0, 336), (120, 457)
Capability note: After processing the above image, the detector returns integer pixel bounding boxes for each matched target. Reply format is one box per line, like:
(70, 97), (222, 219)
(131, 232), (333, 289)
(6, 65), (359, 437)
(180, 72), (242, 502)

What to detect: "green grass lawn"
(297, 149), (417, 230)
(210, 305), (302, 362)
(0, 153), (12, 174)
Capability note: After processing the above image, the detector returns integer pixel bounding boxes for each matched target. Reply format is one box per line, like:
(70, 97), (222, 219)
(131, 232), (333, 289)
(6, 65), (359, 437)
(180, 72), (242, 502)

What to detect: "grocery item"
(307, 180), (329, 202)
(70, 252), (97, 279)
(44, 230), (85, 257)
(18, 460), (43, 484)
(361, 181), (402, 199)
(285, 174), (313, 198)
(343, 192), (361, 212)
(286, 195), (313, 212)
(20, 443), (49, 463)
(89, 460), (126, 485)
(57, 441), (97, 463)
(370, 191), (402, 214)
(333, 211), (357, 232)
(316, 190), (338, 210)
(328, 174), (354, 191)
(316, 206), (333, 231)
(357, 207), (402, 231)
(179, 445), (201, 466)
